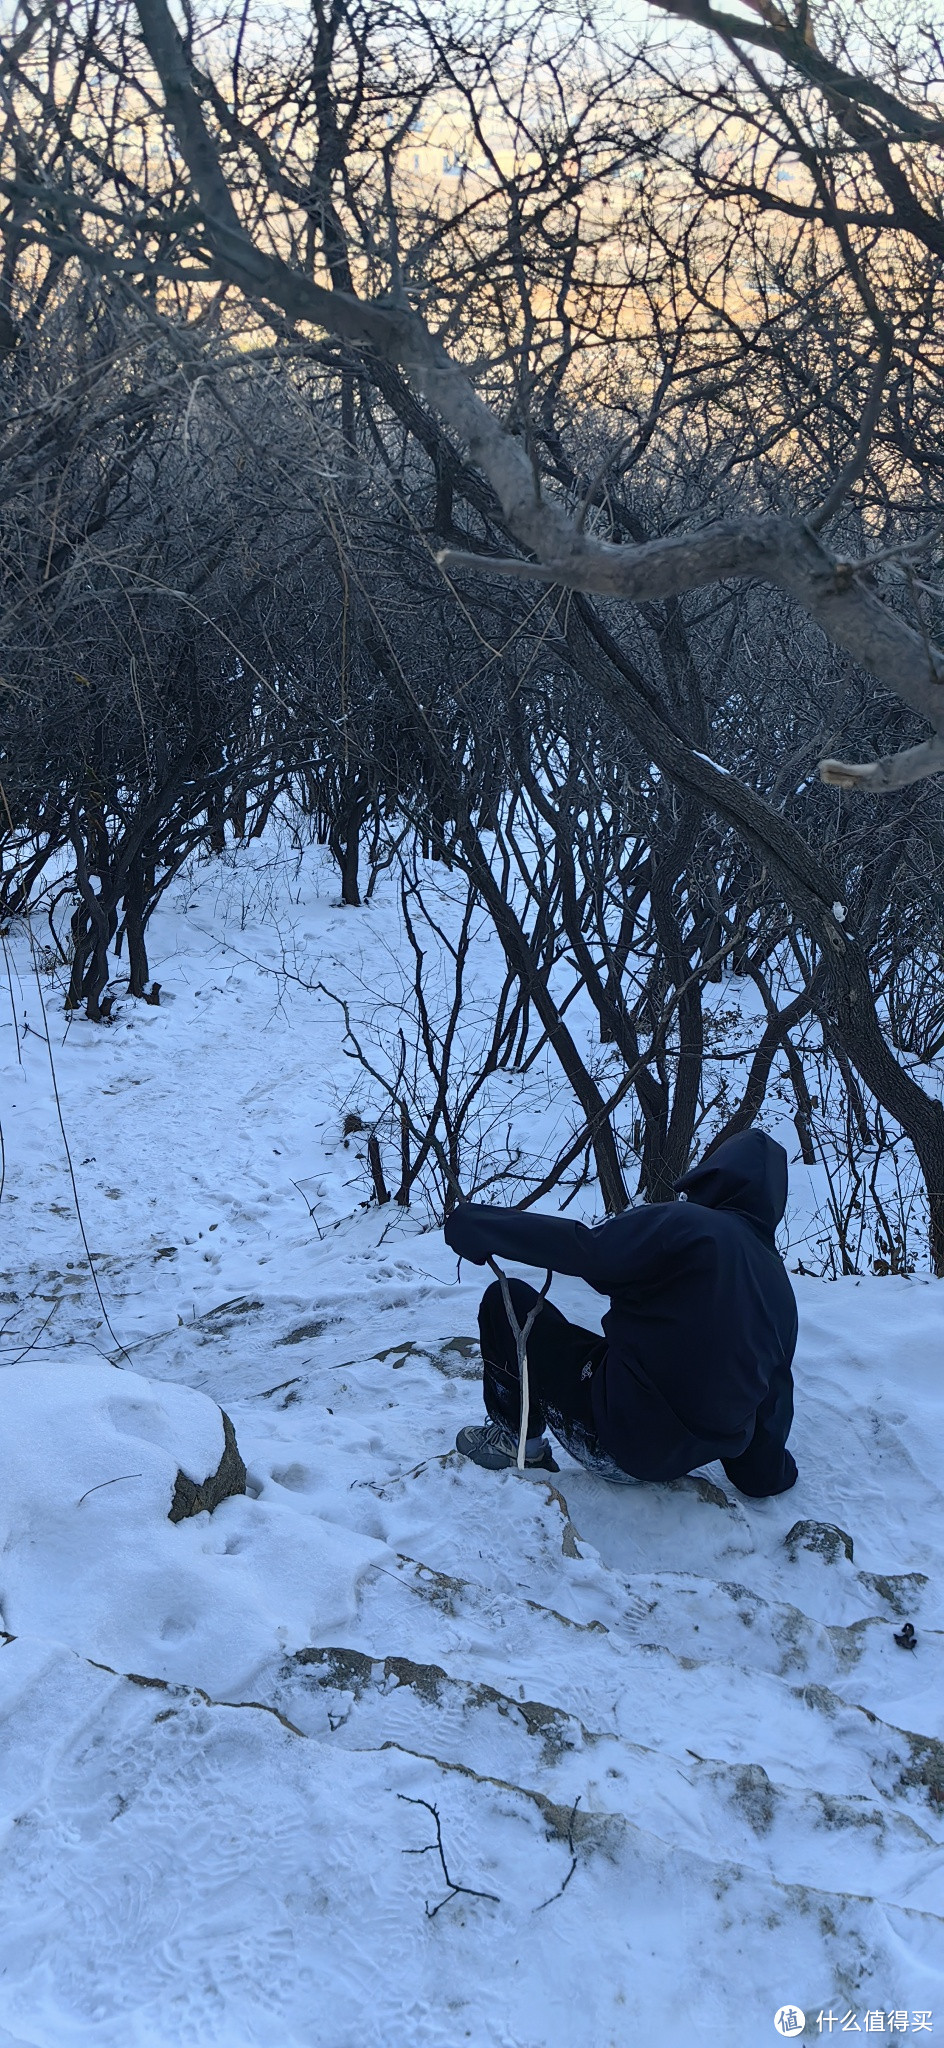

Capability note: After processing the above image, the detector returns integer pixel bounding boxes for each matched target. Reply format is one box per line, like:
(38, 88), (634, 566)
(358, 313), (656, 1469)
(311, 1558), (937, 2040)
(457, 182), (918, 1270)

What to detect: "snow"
(692, 748), (732, 776)
(0, 840), (942, 2045)
(0, 1360), (385, 1694)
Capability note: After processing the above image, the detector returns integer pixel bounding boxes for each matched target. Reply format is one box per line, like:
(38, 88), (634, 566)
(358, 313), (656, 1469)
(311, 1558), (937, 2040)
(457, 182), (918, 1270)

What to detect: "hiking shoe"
(455, 1421), (558, 1473)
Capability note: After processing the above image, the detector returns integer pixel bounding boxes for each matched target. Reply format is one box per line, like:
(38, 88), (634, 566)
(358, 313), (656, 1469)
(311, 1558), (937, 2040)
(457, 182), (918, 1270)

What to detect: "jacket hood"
(675, 1130), (788, 1241)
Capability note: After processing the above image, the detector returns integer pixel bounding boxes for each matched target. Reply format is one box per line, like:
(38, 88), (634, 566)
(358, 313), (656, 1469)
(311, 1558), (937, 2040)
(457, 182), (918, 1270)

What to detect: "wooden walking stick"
(486, 1257), (554, 1468)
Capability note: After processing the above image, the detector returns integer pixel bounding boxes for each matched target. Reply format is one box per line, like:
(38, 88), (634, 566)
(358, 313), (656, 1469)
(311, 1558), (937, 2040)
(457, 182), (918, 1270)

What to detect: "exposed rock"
(277, 1318), (330, 1346)
(667, 1473), (735, 1510)
(375, 1335), (482, 1380)
(730, 1762), (777, 1835)
(785, 1528), (928, 1615)
(430, 1335), (482, 1380)
(784, 1520), (855, 1565)
(897, 1729), (944, 1809)
(291, 1645), (587, 1766)
(168, 1409), (246, 1522)
(858, 1568), (928, 1617)
(545, 1482), (583, 1557)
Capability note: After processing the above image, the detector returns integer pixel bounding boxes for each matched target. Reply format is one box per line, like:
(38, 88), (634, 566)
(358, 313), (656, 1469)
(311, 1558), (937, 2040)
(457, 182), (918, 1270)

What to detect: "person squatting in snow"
(444, 1129), (798, 1499)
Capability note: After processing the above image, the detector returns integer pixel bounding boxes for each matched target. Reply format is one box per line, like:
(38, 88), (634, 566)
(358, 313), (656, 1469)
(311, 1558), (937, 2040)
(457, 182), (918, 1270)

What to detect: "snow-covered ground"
(0, 841), (941, 2046)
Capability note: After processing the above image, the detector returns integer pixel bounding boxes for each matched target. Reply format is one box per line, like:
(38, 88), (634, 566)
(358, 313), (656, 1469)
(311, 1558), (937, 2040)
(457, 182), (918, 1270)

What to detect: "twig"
(398, 1795), (499, 1916)
(1, 1298), (59, 1368)
(807, 337), (893, 533)
(486, 1257), (553, 1468)
(27, 933), (133, 1365)
(77, 1473), (143, 1505)
(290, 1179), (323, 1236)
(1, 933), (22, 1065)
(536, 1795), (582, 1910)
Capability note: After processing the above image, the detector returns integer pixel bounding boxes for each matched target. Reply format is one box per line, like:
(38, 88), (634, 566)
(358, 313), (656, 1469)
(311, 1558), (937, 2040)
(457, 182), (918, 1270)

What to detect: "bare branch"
(10, 0), (906, 805)
(398, 1795), (500, 1916)
(819, 738), (944, 792)
(807, 338), (893, 534)
(438, 522), (944, 750)
(644, 0), (944, 143)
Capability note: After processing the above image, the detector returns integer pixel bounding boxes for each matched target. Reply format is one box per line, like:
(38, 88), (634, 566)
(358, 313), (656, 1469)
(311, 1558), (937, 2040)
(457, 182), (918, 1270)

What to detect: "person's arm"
(721, 1348), (797, 1498)
(443, 1201), (666, 1292)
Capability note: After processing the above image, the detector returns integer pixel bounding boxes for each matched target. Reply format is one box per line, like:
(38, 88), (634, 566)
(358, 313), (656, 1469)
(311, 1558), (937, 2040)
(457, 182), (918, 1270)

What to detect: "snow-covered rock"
(0, 1360), (387, 1693)
(1, 1358), (230, 1529)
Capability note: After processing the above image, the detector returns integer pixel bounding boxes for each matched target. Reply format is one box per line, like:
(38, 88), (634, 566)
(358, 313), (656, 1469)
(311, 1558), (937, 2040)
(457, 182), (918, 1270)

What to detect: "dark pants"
(479, 1278), (629, 1478)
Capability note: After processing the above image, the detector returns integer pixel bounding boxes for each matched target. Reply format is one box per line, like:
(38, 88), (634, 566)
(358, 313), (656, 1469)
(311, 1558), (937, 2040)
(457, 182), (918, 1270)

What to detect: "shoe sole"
(456, 1449), (559, 1475)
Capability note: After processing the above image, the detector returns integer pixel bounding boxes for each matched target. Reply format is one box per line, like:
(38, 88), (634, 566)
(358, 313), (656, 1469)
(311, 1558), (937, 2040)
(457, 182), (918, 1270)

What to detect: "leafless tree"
(5, 0), (944, 1260)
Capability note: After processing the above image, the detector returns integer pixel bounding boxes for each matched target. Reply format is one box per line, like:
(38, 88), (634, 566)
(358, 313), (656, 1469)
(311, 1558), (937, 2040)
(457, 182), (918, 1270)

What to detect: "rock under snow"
(168, 1405), (246, 1521)
(0, 1359), (229, 1529)
(0, 1359), (387, 1692)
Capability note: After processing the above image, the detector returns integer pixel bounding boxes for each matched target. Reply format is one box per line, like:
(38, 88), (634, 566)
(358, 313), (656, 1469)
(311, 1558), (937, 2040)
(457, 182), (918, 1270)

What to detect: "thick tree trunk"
(329, 803), (362, 906)
(66, 900), (115, 1019)
(340, 825), (360, 906)
(123, 855), (150, 999)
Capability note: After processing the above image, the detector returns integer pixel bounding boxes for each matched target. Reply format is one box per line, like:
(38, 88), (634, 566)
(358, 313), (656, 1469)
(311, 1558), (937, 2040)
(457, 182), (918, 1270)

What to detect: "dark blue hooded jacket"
(444, 1130), (798, 1497)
